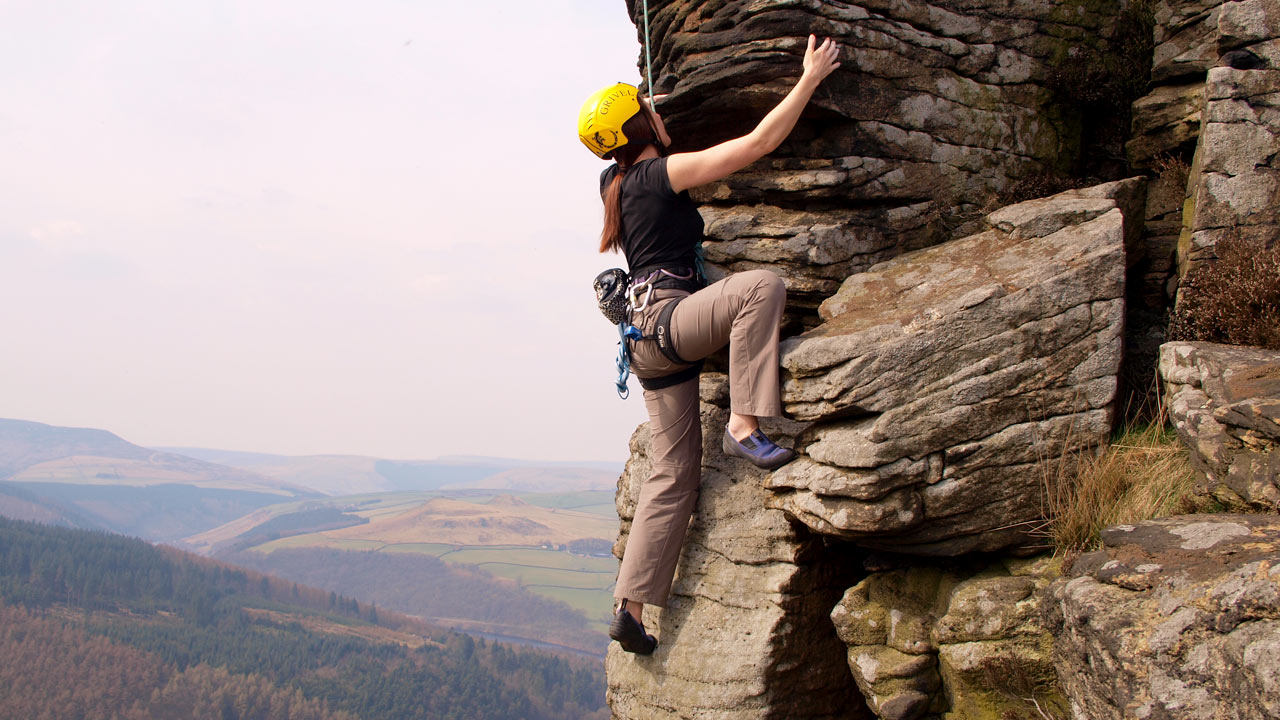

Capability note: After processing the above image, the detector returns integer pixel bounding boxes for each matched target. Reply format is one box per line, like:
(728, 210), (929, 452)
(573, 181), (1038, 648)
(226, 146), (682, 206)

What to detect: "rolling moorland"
(197, 490), (621, 653)
(0, 418), (623, 655)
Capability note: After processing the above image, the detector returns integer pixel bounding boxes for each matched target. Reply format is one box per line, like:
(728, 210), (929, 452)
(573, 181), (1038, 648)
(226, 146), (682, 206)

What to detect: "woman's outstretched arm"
(666, 34), (841, 194)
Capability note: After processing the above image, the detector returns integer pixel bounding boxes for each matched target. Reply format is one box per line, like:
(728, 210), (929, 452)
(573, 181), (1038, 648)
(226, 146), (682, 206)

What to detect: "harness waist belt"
(629, 265), (704, 294)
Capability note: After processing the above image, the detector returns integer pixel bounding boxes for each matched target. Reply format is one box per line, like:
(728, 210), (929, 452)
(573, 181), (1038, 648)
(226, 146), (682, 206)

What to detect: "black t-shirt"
(599, 157), (703, 273)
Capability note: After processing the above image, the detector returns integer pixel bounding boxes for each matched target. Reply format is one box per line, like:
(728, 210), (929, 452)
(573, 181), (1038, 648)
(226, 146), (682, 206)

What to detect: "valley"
(0, 418), (623, 655)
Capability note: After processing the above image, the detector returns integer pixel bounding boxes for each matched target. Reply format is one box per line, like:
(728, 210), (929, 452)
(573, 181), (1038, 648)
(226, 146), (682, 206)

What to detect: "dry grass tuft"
(1040, 416), (1198, 555)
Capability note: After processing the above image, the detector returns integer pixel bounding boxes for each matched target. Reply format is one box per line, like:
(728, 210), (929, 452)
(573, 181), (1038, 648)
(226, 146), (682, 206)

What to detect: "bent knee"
(741, 269), (785, 302)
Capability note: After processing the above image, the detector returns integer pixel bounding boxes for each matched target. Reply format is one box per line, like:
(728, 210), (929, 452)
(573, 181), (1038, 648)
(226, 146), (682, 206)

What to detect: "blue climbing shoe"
(609, 605), (657, 655)
(722, 427), (796, 470)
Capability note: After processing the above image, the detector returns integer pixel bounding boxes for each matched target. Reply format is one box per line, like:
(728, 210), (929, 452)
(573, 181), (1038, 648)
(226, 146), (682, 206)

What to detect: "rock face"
(768, 181), (1136, 556)
(607, 375), (868, 720)
(1160, 341), (1280, 510)
(1127, 0), (1221, 168)
(1179, 64), (1280, 278)
(1049, 514), (1280, 720)
(1126, 0), (1280, 280)
(632, 0), (1128, 318)
(1126, 0), (1279, 394)
(831, 556), (1063, 720)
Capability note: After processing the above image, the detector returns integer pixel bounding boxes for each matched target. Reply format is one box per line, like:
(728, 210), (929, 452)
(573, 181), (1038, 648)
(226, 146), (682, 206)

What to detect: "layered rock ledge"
(767, 181), (1138, 556)
(1160, 341), (1280, 510)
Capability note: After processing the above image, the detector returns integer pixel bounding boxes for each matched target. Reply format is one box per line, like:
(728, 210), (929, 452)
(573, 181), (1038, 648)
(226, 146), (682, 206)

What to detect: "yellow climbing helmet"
(578, 82), (643, 159)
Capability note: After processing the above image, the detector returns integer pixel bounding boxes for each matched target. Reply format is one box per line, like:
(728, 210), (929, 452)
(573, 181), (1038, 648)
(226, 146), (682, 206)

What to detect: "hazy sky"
(0, 0), (655, 462)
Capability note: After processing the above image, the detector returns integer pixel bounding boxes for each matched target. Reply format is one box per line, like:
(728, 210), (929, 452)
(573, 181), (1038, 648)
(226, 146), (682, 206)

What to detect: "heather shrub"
(1168, 232), (1280, 350)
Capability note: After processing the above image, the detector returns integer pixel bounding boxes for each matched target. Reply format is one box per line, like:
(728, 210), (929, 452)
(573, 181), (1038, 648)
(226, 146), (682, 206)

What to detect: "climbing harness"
(595, 264), (705, 399)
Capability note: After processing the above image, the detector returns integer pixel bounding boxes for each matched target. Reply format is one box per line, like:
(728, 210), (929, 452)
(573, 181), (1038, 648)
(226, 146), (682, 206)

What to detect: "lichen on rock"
(1048, 514), (1280, 720)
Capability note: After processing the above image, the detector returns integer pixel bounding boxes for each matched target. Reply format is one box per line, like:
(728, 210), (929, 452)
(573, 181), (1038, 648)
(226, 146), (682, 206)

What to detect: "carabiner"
(629, 282), (655, 313)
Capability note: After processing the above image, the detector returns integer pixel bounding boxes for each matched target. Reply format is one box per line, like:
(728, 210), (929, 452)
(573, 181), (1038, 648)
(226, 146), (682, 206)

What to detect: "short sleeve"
(630, 157), (675, 196)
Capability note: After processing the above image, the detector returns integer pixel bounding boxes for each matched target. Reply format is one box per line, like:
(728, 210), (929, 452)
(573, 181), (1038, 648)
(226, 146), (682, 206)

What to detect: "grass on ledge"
(1040, 417), (1199, 556)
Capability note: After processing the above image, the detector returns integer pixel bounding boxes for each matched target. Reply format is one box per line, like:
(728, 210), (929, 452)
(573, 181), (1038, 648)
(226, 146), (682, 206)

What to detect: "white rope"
(642, 0), (655, 108)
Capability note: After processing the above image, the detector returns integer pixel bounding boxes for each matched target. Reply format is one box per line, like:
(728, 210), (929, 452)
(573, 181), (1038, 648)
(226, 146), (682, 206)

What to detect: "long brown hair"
(599, 102), (662, 254)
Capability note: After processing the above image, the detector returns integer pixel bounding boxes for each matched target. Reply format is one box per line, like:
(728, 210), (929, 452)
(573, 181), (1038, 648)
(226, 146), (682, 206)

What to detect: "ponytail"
(600, 169), (626, 253)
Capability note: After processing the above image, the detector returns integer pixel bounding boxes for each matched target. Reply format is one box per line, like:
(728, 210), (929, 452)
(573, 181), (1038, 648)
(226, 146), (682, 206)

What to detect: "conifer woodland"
(0, 517), (608, 720)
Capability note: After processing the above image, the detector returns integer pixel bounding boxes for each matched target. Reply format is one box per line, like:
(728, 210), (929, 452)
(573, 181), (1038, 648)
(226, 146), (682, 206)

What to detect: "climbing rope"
(641, 0), (709, 283)
(643, 0), (655, 108)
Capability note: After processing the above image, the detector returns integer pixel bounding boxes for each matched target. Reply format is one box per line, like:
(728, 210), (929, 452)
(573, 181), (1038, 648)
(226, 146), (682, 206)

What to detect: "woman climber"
(578, 34), (841, 655)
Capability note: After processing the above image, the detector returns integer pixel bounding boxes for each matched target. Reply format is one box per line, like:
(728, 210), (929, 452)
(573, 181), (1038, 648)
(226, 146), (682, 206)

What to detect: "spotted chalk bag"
(594, 268), (630, 325)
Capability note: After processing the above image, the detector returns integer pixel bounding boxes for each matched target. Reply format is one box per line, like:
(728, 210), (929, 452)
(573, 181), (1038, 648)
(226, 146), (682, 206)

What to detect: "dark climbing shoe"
(609, 607), (657, 655)
(722, 428), (796, 470)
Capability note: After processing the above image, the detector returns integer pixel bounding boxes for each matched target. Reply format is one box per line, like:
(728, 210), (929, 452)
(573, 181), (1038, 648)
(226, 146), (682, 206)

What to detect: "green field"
(517, 490), (617, 517)
(379, 542), (456, 557)
(440, 547), (615, 571)
(470, 564), (614, 590)
(434, 546), (616, 625)
(530, 586), (613, 621)
(256, 536), (385, 552)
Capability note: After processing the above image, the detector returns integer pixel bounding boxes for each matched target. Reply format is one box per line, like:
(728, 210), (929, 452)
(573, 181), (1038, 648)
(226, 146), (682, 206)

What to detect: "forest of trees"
(0, 517), (607, 720)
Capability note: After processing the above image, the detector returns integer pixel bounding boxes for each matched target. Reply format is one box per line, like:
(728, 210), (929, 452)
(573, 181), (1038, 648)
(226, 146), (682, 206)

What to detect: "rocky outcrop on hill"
(769, 181), (1136, 555)
(1125, 0), (1280, 281)
(1160, 341), (1280, 510)
(608, 184), (1134, 720)
(1049, 514), (1280, 720)
(634, 0), (1128, 318)
(606, 1), (1280, 718)
(1180, 63), (1280, 277)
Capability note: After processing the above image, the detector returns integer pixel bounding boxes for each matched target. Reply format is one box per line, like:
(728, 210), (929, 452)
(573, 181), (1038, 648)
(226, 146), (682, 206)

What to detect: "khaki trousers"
(615, 269), (785, 606)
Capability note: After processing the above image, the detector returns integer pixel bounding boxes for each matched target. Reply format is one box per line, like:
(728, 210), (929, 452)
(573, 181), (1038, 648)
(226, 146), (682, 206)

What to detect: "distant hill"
(0, 419), (311, 495)
(183, 490), (620, 651)
(226, 546), (610, 655)
(0, 418), (151, 478)
(163, 446), (622, 495)
(329, 494), (616, 546)
(0, 419), (319, 541)
(0, 516), (608, 720)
